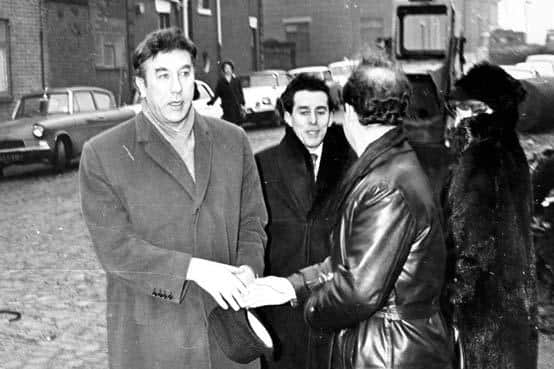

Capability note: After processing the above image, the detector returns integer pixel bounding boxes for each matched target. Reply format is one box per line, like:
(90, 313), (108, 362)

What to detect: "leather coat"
(289, 127), (453, 369)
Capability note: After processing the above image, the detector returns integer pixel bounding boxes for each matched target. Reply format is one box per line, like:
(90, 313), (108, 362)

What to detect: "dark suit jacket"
(79, 112), (267, 369)
(255, 125), (354, 369)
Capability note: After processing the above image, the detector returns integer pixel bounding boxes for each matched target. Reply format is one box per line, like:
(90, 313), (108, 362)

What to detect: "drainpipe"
(183, 0), (189, 38)
(39, 0), (46, 90)
(216, 0), (222, 60)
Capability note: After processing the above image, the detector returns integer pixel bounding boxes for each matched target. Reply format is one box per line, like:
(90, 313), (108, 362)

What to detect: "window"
(0, 20), (10, 99)
(198, 0), (212, 16)
(103, 44), (116, 68)
(93, 92), (113, 110)
(360, 17), (383, 49)
(159, 13), (170, 28)
(73, 91), (96, 113)
(285, 22), (310, 52)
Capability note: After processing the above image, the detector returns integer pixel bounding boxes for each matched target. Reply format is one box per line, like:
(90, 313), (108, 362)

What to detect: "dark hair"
(220, 60), (235, 72)
(343, 54), (411, 126)
(454, 62), (526, 113)
(278, 73), (335, 115)
(133, 27), (197, 79)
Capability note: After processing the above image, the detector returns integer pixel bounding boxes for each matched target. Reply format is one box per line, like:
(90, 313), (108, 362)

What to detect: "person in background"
(208, 60), (246, 125)
(255, 74), (354, 369)
(444, 62), (538, 369)
(244, 56), (453, 369)
(79, 27), (267, 369)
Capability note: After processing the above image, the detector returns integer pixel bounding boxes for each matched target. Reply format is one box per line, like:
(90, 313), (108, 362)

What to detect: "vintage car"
(0, 86), (135, 175)
(126, 79), (223, 119)
(241, 69), (289, 126)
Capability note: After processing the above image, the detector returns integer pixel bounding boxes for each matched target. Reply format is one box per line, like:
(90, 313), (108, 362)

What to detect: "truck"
(390, 0), (553, 325)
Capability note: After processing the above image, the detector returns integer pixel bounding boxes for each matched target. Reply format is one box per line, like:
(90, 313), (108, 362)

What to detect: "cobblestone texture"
(0, 126), (552, 369)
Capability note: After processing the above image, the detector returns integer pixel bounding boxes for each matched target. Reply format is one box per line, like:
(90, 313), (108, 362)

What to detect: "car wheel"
(53, 139), (69, 172)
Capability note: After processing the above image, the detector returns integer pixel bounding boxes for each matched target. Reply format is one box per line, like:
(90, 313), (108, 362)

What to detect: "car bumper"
(0, 142), (52, 166)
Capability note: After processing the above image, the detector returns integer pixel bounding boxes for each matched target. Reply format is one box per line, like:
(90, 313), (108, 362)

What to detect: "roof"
(288, 66), (330, 75)
(23, 86), (113, 96)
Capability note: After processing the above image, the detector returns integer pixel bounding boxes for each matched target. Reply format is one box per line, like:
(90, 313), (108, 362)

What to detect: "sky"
(498, 0), (554, 44)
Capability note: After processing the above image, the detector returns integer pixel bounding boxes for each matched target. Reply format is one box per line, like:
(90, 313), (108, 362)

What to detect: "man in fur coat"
(255, 74), (354, 369)
(445, 63), (539, 369)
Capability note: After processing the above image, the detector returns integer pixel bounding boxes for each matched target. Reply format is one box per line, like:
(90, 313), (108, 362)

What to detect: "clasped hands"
(187, 258), (296, 311)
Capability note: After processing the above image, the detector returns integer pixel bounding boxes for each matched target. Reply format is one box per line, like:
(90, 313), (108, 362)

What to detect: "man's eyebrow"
(154, 67), (168, 73)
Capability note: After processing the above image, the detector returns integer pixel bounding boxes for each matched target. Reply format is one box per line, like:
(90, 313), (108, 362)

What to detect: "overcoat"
(213, 76), (245, 124)
(445, 113), (538, 369)
(79, 112), (267, 369)
(289, 127), (453, 369)
(255, 125), (354, 369)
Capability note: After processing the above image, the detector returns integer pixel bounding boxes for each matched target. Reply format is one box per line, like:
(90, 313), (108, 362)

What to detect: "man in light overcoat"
(79, 28), (267, 369)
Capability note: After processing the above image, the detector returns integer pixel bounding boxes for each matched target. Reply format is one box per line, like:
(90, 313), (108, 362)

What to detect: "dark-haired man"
(255, 74), (354, 369)
(79, 27), (267, 369)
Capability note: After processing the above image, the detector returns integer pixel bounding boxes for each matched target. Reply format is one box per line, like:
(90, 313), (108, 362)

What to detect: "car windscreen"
(250, 74), (277, 87)
(18, 93), (69, 117)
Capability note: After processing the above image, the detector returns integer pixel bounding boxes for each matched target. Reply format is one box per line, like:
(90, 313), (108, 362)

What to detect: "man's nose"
(308, 111), (318, 125)
(169, 75), (183, 93)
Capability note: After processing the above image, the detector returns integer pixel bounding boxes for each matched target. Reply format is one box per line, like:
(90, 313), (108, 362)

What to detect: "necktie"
(310, 153), (318, 179)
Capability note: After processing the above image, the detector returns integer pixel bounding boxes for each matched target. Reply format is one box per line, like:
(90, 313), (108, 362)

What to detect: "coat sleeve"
(237, 79), (245, 105)
(79, 142), (191, 304)
(301, 186), (417, 330)
(235, 132), (268, 276)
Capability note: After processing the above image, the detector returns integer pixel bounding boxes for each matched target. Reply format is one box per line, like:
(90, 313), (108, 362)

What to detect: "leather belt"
(373, 304), (440, 320)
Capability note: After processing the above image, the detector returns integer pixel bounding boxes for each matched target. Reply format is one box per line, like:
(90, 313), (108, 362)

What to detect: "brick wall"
(262, 0), (391, 68)
(0, 0), (43, 121)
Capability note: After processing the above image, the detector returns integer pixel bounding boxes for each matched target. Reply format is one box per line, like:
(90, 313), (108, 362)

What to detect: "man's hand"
(242, 276), (296, 308)
(186, 258), (247, 310)
(233, 265), (256, 286)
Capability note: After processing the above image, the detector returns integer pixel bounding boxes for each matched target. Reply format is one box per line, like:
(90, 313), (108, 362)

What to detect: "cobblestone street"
(1, 126), (553, 368)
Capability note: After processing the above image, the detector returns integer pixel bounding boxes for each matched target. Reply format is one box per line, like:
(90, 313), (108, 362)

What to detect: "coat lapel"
(193, 113), (213, 208)
(135, 113), (196, 199)
(276, 127), (315, 214)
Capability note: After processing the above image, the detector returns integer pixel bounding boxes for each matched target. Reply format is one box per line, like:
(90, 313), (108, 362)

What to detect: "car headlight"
(32, 124), (44, 138)
(261, 97), (271, 105)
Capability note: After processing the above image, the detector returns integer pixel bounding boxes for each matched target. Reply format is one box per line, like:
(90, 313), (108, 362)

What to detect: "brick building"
(262, 0), (499, 68)
(0, 0), (262, 121)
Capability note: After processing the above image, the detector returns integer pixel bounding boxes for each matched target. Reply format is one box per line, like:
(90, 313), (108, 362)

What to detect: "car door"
(71, 90), (103, 149)
(92, 90), (133, 130)
(193, 81), (223, 118)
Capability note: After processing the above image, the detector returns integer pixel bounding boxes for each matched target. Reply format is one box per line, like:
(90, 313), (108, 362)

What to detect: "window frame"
(73, 91), (97, 113)
(197, 0), (212, 16)
(0, 19), (12, 101)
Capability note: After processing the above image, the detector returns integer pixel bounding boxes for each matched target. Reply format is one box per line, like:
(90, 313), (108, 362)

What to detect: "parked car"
(241, 69), (289, 125)
(500, 65), (540, 80)
(126, 80), (223, 119)
(515, 61), (554, 77)
(288, 66), (342, 109)
(328, 59), (360, 87)
(0, 86), (135, 175)
(525, 54), (554, 64)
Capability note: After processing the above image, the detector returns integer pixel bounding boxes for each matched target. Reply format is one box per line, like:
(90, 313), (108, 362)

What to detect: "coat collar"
(135, 111), (213, 206)
(329, 126), (408, 214)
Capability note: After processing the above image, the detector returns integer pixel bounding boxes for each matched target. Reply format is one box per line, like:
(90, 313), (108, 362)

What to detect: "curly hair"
(133, 27), (197, 79)
(343, 55), (411, 126)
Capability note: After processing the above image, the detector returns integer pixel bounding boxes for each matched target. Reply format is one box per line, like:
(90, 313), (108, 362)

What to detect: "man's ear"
(283, 111), (293, 127)
(135, 76), (147, 99)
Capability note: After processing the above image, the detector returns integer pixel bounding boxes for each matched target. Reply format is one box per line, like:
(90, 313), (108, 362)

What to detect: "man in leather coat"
(245, 57), (453, 369)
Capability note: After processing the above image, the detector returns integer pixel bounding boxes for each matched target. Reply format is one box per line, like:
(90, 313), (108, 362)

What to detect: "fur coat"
(444, 112), (539, 369)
